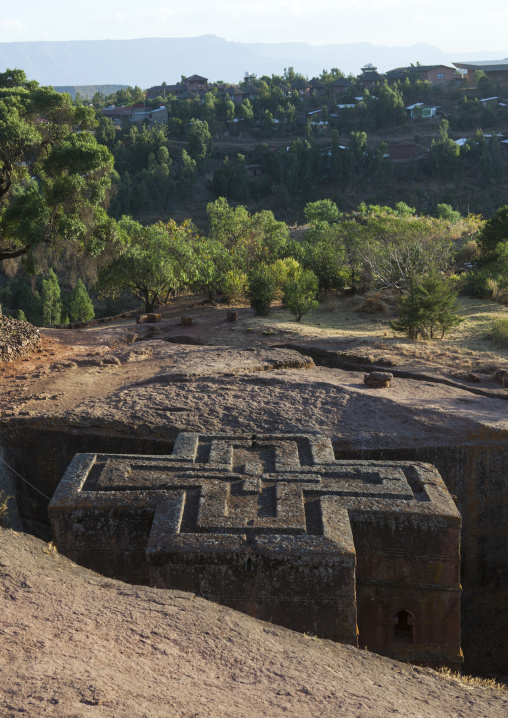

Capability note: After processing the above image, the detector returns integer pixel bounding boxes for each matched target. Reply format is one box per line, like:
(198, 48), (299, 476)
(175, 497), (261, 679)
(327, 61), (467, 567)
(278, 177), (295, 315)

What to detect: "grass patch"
(489, 318), (508, 348)
(234, 295), (508, 374)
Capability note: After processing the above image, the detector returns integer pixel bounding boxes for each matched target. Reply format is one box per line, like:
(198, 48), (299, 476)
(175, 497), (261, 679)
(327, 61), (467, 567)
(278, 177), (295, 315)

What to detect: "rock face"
(49, 432), (462, 670)
(0, 316), (40, 362)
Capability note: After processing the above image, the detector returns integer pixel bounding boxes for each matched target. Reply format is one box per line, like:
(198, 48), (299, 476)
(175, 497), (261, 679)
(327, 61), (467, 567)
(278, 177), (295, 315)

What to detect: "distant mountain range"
(53, 85), (128, 99)
(0, 35), (506, 89)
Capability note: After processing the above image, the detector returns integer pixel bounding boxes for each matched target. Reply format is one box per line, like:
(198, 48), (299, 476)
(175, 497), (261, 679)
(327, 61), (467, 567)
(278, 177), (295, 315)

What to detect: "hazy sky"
(1, 0), (506, 53)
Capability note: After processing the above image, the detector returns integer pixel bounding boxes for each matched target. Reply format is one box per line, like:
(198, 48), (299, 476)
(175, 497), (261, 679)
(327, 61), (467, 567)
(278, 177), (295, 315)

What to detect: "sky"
(0, 0), (507, 53)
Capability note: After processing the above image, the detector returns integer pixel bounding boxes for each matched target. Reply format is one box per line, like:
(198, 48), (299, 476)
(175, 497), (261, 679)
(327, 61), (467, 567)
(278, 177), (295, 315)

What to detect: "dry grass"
(489, 318), (508, 348)
(437, 667), (507, 692)
(239, 295), (508, 375)
(321, 294), (340, 313)
(0, 491), (11, 528)
(350, 290), (399, 315)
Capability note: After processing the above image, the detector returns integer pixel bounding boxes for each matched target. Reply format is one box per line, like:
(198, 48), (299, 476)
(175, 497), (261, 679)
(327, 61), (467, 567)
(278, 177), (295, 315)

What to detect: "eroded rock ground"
(1, 527), (507, 718)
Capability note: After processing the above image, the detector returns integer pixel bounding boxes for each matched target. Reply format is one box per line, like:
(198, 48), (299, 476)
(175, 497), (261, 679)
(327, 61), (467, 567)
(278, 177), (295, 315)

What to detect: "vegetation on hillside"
(1, 67), (508, 345)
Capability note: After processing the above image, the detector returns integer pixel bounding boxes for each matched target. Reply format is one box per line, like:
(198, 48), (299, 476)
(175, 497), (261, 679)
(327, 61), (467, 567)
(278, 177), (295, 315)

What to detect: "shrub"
(16, 309), (27, 322)
(248, 264), (277, 316)
(455, 239), (479, 266)
(270, 258), (302, 299)
(391, 272), (463, 340)
(490, 318), (508, 347)
(436, 203), (461, 224)
(461, 268), (493, 298)
(284, 269), (319, 322)
(321, 293), (340, 312)
(222, 269), (248, 304)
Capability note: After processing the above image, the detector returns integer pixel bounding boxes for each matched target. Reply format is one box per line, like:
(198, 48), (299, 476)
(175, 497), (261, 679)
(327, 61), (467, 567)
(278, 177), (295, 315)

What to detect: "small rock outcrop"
(364, 371), (393, 388)
(0, 316), (40, 362)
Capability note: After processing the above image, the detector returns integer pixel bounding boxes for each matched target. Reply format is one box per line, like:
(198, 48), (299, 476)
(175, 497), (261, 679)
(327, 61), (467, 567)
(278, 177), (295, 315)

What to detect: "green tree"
(428, 120), (460, 179)
(391, 272), (463, 339)
(41, 269), (62, 325)
(178, 149), (197, 198)
(304, 199), (341, 224)
(188, 119), (212, 168)
(98, 218), (201, 312)
(284, 269), (319, 321)
(207, 198), (289, 271)
(247, 264), (277, 316)
(69, 279), (95, 321)
(194, 238), (233, 301)
(0, 69), (116, 264)
(477, 205), (508, 263)
(95, 115), (116, 146)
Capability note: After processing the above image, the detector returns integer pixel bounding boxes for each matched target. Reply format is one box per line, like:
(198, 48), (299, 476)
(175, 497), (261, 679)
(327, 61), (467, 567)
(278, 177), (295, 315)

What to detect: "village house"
(330, 78), (351, 95)
(292, 78), (311, 99)
(308, 78), (328, 96)
(242, 84), (260, 101)
(278, 84), (293, 99)
(101, 103), (168, 125)
(453, 59), (508, 84)
(386, 65), (456, 86)
(359, 64), (385, 89)
(131, 106), (169, 125)
(406, 103), (438, 118)
(219, 85), (245, 103)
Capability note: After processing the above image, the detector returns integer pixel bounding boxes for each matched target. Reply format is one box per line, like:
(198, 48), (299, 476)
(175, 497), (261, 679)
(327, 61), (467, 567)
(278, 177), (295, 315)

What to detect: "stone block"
(364, 371), (393, 388)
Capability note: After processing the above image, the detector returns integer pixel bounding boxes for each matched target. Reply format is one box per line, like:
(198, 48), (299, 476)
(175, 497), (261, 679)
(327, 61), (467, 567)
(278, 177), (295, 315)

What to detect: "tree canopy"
(0, 69), (116, 264)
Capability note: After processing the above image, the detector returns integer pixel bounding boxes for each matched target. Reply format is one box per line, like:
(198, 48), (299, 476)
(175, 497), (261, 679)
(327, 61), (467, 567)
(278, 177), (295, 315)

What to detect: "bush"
(16, 309), (27, 322)
(436, 203), (461, 224)
(248, 264), (277, 316)
(455, 240), (479, 266)
(391, 272), (463, 340)
(461, 268), (493, 298)
(222, 269), (248, 304)
(270, 258), (302, 299)
(489, 318), (508, 347)
(284, 269), (319, 322)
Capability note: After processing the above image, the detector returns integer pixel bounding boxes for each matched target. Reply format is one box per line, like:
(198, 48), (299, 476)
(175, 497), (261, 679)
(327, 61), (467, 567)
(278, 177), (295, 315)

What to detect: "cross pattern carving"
(51, 432), (456, 559)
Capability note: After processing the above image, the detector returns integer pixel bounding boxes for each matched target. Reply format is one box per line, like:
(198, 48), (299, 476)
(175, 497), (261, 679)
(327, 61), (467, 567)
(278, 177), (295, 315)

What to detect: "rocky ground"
(1, 527), (507, 718)
(1, 297), (507, 440)
(2, 299), (508, 715)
